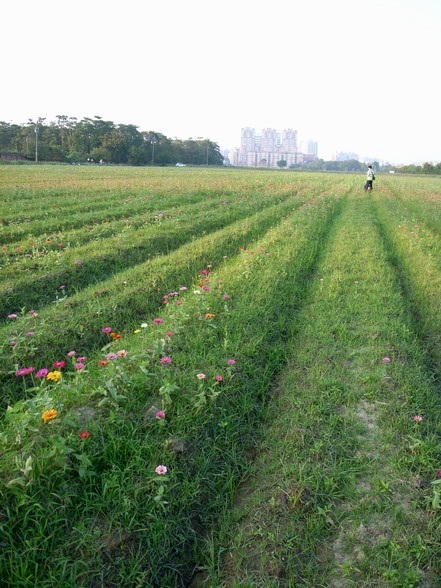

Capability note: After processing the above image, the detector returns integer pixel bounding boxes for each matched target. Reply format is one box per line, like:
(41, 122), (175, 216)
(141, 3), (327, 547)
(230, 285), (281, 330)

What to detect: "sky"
(2, 0), (440, 164)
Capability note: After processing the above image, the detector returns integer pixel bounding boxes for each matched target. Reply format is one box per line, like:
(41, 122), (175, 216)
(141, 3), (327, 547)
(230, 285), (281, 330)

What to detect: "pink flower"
(101, 326), (112, 333)
(155, 465), (168, 475)
(74, 363), (86, 370)
(199, 269), (208, 275)
(413, 415), (423, 422)
(202, 285), (210, 292)
(25, 332), (34, 337)
(175, 300), (183, 305)
(9, 340), (17, 347)
(8, 313), (18, 319)
(77, 356), (88, 362)
(160, 356), (172, 364)
(15, 367), (35, 377)
(117, 350), (128, 357)
(165, 331), (173, 337)
(67, 350), (76, 357)
(155, 410), (166, 419)
(227, 359), (236, 365)
(53, 361), (66, 369)
(79, 431), (90, 439)
(28, 310), (38, 318)
(196, 373), (206, 380)
(98, 360), (108, 366)
(215, 375), (223, 382)
(179, 286), (187, 291)
(105, 353), (119, 360)
(383, 357), (391, 363)
(152, 318), (164, 325)
(223, 293), (231, 299)
(59, 284), (66, 289)
(36, 368), (49, 378)
(437, 470), (441, 478)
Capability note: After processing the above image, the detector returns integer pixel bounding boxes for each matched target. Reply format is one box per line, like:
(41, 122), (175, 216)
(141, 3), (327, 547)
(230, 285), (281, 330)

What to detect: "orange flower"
(42, 409), (58, 422)
(205, 313), (216, 319)
(110, 332), (121, 340)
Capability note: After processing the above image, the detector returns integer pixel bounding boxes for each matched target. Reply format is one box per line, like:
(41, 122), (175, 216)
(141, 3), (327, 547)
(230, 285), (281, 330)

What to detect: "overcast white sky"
(2, 0), (440, 163)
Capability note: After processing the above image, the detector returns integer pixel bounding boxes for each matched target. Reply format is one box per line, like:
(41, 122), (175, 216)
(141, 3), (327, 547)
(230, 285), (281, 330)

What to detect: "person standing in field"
(365, 165), (375, 191)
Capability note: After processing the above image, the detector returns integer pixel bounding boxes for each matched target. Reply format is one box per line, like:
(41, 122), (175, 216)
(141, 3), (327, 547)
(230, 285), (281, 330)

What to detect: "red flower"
(79, 431), (90, 439)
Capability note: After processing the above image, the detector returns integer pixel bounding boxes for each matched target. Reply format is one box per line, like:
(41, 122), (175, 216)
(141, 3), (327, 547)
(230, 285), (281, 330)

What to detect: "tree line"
(288, 158), (441, 175)
(0, 116), (224, 166)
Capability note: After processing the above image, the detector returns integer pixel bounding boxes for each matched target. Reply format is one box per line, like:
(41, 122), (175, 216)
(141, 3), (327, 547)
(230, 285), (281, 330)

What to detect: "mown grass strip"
(207, 192), (440, 587)
(0, 192), (322, 410)
(0, 191), (344, 586)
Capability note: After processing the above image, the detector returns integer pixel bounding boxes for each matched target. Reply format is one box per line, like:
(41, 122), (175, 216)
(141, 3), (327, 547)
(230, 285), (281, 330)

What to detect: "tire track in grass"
(371, 193), (441, 383)
(212, 192), (440, 587)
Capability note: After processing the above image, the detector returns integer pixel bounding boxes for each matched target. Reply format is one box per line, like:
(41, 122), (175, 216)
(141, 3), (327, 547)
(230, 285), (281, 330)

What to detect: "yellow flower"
(42, 409), (58, 422)
(134, 329), (141, 333)
(46, 370), (62, 382)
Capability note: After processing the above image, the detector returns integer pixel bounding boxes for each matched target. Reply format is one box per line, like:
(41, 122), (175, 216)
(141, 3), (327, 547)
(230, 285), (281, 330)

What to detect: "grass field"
(0, 165), (440, 587)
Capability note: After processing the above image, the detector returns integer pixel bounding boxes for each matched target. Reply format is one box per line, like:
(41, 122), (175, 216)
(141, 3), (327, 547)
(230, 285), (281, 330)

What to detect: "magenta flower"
(152, 318), (164, 325)
(196, 373), (206, 380)
(8, 314), (18, 319)
(155, 410), (166, 419)
(227, 359), (236, 365)
(25, 332), (35, 337)
(215, 375), (223, 382)
(77, 356), (88, 362)
(437, 470), (441, 478)
(202, 285), (210, 292)
(383, 357), (391, 363)
(53, 361), (66, 369)
(160, 356), (172, 364)
(36, 368), (49, 378)
(223, 293), (231, 299)
(105, 353), (119, 360)
(199, 269), (208, 275)
(165, 331), (173, 337)
(74, 363), (86, 370)
(15, 367), (35, 377)
(413, 415), (423, 423)
(101, 326), (112, 333)
(155, 465), (168, 475)
(67, 350), (76, 357)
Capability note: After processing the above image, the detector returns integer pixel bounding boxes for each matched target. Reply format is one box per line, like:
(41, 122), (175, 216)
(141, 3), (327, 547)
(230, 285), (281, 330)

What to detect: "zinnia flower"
(42, 409), (58, 422)
(36, 368), (49, 378)
(77, 356), (88, 362)
(160, 356), (172, 364)
(155, 410), (166, 419)
(196, 373), (206, 380)
(25, 332), (34, 337)
(79, 431), (90, 439)
(152, 318), (164, 325)
(101, 326), (112, 333)
(67, 350), (76, 357)
(155, 465), (168, 475)
(110, 332), (121, 340)
(9, 341), (16, 347)
(117, 350), (128, 357)
(205, 313), (216, 319)
(98, 360), (108, 366)
(74, 363), (85, 370)
(413, 415), (423, 422)
(140, 323), (148, 328)
(46, 370), (62, 382)
(7, 313), (18, 319)
(53, 361), (65, 369)
(15, 367), (35, 377)
(383, 357), (391, 363)
(215, 375), (223, 382)
(105, 353), (119, 360)
(223, 293), (231, 299)
(165, 331), (173, 337)
(227, 359), (236, 365)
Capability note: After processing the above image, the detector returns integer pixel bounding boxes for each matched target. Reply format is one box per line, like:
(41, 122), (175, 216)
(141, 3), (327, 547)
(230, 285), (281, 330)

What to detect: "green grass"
(0, 166), (439, 587)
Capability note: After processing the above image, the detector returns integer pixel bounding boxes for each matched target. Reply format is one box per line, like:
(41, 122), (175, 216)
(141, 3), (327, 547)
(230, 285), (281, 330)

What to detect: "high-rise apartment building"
(233, 127), (311, 168)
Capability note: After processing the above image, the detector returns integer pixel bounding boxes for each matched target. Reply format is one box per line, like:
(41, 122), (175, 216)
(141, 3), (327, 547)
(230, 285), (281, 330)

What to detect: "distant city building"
(233, 127), (317, 168)
(334, 151), (359, 162)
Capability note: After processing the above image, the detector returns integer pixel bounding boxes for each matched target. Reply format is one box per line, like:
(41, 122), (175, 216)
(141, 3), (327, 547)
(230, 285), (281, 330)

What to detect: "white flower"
(140, 323), (148, 328)
(193, 290), (201, 295)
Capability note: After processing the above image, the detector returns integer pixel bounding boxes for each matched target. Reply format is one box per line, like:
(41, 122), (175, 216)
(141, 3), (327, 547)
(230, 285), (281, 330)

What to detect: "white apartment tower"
(238, 127), (301, 168)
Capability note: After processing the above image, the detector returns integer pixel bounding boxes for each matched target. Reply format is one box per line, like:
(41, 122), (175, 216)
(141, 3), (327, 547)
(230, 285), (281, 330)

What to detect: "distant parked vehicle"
(175, 162), (186, 167)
